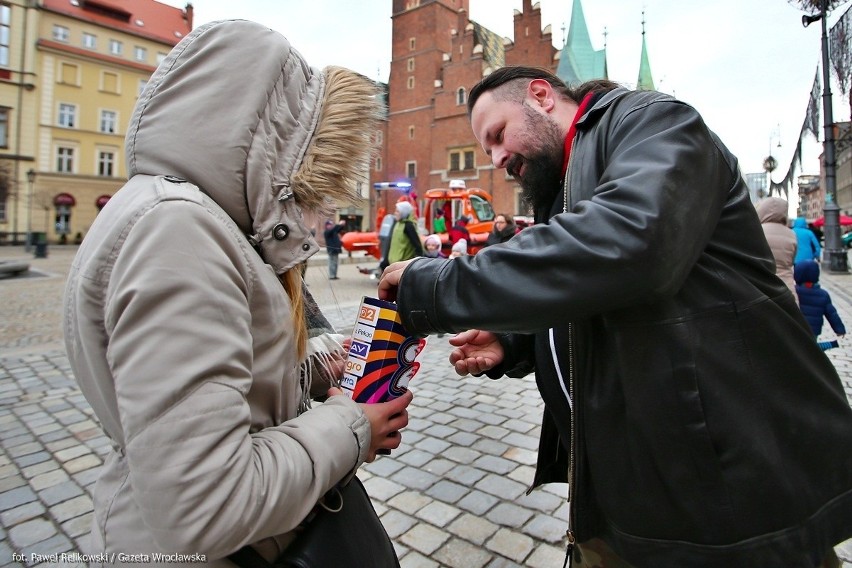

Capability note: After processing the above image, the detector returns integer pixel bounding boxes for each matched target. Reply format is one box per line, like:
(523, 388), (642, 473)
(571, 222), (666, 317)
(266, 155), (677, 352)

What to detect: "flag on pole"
(805, 68), (821, 139)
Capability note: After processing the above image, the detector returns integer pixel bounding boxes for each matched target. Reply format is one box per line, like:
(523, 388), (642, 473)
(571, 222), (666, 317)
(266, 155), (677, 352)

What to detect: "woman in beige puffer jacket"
(63, 20), (411, 566)
(755, 196), (798, 303)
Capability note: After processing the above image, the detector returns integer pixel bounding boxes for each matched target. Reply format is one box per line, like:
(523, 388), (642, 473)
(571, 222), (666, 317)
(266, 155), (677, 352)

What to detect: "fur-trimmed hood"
(125, 19), (381, 273)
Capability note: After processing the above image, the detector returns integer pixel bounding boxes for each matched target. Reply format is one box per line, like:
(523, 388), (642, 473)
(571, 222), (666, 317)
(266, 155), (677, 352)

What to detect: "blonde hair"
(280, 268), (307, 360)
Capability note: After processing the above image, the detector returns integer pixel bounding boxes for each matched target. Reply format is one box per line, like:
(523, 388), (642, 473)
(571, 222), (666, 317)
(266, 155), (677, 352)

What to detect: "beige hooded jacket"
(63, 20), (381, 566)
(755, 197), (798, 303)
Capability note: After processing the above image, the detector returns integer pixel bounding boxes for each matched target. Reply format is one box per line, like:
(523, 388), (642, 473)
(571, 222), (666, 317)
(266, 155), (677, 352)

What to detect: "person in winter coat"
(485, 213), (517, 246)
(793, 216), (822, 263)
(755, 197), (797, 303)
(62, 21), (412, 565)
(448, 215), (471, 245)
(376, 211), (396, 273)
(387, 200), (422, 263)
(423, 233), (446, 258)
(379, 66), (852, 567)
(432, 207), (447, 234)
(449, 237), (468, 259)
(323, 218), (346, 279)
(794, 260), (847, 339)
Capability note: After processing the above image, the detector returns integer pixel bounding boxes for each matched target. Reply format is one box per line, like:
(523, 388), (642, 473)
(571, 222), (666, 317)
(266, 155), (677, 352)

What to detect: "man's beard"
(507, 105), (565, 219)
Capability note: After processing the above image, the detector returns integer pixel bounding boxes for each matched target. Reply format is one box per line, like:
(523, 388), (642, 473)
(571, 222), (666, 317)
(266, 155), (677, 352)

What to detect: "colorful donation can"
(342, 297), (425, 403)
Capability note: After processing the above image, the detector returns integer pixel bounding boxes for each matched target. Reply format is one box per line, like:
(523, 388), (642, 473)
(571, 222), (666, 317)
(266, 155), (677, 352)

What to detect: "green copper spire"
(556, 0), (607, 84)
(636, 12), (655, 91)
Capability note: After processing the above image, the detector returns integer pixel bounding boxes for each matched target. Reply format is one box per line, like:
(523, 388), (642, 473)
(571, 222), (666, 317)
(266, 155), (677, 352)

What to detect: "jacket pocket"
(585, 308), (743, 543)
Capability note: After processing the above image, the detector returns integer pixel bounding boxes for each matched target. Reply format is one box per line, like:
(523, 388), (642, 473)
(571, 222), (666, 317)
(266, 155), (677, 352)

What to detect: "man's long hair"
(467, 66), (620, 116)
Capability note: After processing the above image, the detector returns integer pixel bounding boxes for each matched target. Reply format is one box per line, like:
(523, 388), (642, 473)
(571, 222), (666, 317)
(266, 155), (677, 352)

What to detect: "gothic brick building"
(370, 0), (560, 225)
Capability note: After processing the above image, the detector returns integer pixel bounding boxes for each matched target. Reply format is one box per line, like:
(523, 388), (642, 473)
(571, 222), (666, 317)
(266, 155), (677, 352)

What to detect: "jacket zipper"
(564, 323), (577, 568)
(561, 142), (577, 567)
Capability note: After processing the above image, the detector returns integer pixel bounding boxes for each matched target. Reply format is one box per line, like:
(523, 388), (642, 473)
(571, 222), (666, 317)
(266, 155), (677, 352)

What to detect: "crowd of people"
(756, 197), (848, 352)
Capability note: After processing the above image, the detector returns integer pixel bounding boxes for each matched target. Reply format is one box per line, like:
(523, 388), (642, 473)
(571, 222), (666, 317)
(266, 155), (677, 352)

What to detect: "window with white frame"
(100, 110), (117, 134)
(134, 46), (146, 62)
(109, 39), (122, 56)
(56, 147), (74, 173)
(406, 161), (416, 179)
(0, 108), (8, 148)
(375, 156), (382, 172)
(98, 151), (115, 176)
(58, 103), (76, 128)
(407, 76), (414, 89)
(449, 148), (475, 171)
(407, 58), (415, 72)
(53, 25), (70, 42)
(463, 149), (474, 170)
(0, 5), (10, 67)
(408, 126), (415, 140)
(82, 33), (96, 49)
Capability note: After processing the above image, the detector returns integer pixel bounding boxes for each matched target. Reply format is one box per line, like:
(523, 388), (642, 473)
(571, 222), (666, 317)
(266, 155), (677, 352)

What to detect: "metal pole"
(12, 4), (31, 245)
(24, 174), (32, 252)
(819, 0), (848, 273)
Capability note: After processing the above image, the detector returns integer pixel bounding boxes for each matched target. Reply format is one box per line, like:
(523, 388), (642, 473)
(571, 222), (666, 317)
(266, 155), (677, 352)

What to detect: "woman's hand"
(327, 387), (413, 462)
(326, 337), (352, 379)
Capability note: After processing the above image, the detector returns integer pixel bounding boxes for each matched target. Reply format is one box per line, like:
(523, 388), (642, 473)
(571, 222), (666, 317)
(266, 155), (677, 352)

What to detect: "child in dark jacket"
(794, 260), (846, 349)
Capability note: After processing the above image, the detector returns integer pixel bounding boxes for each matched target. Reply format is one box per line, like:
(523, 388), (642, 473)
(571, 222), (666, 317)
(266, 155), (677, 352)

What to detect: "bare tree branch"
(788, 0), (848, 13)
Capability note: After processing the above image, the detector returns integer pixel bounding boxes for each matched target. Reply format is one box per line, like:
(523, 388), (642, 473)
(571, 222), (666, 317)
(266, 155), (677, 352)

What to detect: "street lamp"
(762, 126), (782, 198)
(802, 0), (848, 272)
(24, 167), (35, 252)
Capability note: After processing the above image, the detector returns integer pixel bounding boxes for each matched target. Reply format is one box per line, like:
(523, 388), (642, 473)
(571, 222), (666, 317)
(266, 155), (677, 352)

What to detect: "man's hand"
(377, 259), (416, 302)
(448, 330), (504, 376)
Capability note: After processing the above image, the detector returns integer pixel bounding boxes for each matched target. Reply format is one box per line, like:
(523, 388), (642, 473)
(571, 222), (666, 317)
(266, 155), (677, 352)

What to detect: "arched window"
(456, 87), (466, 106)
(53, 193), (76, 236)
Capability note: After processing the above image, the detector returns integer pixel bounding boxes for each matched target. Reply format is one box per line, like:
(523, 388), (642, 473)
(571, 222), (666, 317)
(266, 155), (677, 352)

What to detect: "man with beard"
(378, 66), (852, 567)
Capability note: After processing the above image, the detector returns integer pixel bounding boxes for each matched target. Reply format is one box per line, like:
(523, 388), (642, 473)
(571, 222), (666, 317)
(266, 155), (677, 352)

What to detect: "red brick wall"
(373, 0), (557, 221)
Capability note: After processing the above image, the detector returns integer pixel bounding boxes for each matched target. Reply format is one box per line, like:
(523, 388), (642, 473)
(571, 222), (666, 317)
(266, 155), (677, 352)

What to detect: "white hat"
(395, 201), (413, 218)
(451, 238), (467, 255)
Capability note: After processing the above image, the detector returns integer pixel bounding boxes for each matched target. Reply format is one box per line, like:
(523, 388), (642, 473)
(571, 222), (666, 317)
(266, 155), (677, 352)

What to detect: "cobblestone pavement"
(0, 246), (851, 567)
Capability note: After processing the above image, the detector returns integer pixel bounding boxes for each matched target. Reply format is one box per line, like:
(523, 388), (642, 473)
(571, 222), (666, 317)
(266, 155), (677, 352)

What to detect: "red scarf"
(561, 92), (595, 176)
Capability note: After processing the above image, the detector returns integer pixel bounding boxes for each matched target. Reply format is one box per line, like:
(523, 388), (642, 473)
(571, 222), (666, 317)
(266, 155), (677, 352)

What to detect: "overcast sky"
(160, 0), (852, 207)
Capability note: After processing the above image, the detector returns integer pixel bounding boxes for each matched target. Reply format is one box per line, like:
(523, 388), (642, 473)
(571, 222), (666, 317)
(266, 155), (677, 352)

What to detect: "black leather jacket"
(396, 89), (852, 567)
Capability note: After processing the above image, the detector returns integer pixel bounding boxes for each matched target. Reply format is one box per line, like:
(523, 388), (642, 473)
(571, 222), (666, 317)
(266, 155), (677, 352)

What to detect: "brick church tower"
(371, 0), (558, 224)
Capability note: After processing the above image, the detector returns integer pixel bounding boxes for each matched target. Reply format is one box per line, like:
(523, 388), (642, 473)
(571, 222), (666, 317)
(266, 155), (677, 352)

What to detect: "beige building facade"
(0, 0), (191, 245)
(0, 1), (39, 244)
